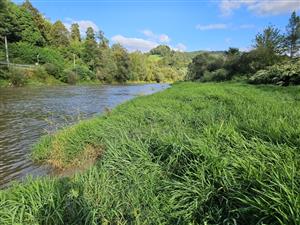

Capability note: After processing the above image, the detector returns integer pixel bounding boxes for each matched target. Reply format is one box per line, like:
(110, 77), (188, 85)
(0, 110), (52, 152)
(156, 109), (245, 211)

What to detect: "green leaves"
(249, 61), (300, 85)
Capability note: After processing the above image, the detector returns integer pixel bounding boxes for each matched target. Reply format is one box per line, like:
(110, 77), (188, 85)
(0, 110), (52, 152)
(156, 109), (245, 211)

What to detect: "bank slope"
(1, 82), (300, 225)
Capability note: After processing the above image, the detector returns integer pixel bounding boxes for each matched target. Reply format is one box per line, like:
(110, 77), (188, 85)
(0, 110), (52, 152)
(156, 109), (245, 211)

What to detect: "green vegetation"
(2, 0), (298, 87)
(249, 60), (300, 85)
(1, 82), (299, 224)
(1, 0), (300, 224)
(0, 0), (189, 86)
(187, 11), (300, 85)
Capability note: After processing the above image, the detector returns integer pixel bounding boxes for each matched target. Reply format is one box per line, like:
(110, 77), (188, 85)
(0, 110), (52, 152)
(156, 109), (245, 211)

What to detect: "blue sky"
(14, 0), (300, 52)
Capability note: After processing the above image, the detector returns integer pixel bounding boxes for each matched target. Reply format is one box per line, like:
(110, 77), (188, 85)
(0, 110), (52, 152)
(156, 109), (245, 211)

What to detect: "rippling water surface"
(0, 83), (168, 188)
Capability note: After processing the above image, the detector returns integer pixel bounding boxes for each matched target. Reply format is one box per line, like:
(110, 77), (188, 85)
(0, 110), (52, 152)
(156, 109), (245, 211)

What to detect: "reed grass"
(1, 82), (299, 224)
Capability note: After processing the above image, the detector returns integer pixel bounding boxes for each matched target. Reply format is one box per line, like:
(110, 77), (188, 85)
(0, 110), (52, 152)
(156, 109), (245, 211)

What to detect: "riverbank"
(0, 77), (168, 88)
(0, 76), (65, 88)
(1, 82), (299, 224)
(0, 83), (167, 188)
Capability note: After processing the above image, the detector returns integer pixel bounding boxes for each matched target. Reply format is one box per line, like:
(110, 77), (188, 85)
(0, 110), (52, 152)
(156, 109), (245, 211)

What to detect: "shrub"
(8, 68), (28, 86)
(153, 69), (164, 83)
(201, 69), (229, 82)
(207, 57), (224, 72)
(0, 68), (9, 79)
(73, 65), (94, 80)
(8, 42), (38, 64)
(187, 53), (211, 80)
(187, 53), (225, 81)
(64, 69), (79, 84)
(32, 66), (48, 80)
(159, 66), (185, 81)
(9, 42), (65, 79)
(249, 61), (300, 85)
(43, 63), (60, 77)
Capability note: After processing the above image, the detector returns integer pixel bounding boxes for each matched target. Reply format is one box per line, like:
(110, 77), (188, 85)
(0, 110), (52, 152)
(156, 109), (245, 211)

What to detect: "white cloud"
(239, 24), (256, 29)
(173, 43), (187, 52)
(220, 0), (300, 16)
(64, 18), (99, 35)
(220, 0), (249, 16)
(159, 34), (171, 43)
(248, 1), (300, 15)
(111, 29), (186, 52)
(196, 23), (229, 30)
(196, 23), (255, 31)
(142, 29), (155, 37)
(239, 46), (253, 52)
(111, 35), (158, 52)
(142, 29), (170, 43)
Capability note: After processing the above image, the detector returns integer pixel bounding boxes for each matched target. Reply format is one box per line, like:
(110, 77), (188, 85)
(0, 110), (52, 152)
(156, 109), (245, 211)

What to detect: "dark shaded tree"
(86, 27), (96, 41)
(187, 53), (224, 80)
(224, 47), (241, 76)
(187, 53), (209, 80)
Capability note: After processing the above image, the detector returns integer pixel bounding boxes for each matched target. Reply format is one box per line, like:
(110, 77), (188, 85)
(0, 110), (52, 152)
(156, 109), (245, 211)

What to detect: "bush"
(201, 69), (229, 82)
(43, 63), (60, 77)
(207, 57), (224, 72)
(8, 68), (28, 86)
(73, 65), (94, 80)
(249, 61), (300, 85)
(9, 42), (38, 64)
(9, 42), (65, 79)
(187, 53), (225, 81)
(0, 68), (9, 79)
(64, 69), (79, 84)
(33, 66), (48, 80)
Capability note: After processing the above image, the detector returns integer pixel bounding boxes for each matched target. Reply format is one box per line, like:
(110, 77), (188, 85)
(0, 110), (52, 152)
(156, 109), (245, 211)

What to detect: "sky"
(13, 0), (300, 52)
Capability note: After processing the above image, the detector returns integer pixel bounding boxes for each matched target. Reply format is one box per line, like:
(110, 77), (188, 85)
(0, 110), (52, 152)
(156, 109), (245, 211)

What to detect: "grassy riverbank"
(0, 76), (166, 88)
(0, 75), (65, 88)
(1, 82), (300, 224)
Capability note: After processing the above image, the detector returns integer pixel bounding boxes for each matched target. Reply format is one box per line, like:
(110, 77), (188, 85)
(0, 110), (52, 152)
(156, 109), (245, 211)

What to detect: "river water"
(0, 83), (168, 188)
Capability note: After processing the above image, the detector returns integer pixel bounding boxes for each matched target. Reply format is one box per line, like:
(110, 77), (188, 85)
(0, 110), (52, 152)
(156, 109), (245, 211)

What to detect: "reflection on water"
(0, 83), (169, 188)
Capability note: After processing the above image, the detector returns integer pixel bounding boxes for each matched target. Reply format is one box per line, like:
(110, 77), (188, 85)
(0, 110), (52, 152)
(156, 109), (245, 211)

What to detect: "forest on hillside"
(0, 0), (299, 87)
(0, 0), (190, 86)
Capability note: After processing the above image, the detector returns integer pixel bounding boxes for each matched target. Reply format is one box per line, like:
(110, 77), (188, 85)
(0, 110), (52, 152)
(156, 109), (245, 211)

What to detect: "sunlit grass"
(1, 82), (300, 224)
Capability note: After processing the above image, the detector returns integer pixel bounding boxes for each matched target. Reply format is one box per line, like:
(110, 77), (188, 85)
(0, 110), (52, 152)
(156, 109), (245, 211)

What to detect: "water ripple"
(0, 84), (168, 188)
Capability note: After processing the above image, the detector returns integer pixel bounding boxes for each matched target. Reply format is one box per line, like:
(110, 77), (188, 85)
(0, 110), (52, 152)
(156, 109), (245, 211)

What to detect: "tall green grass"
(1, 82), (299, 224)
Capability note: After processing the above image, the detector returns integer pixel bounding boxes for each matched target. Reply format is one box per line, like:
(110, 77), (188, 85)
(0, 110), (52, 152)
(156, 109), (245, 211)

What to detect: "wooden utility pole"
(4, 36), (9, 68)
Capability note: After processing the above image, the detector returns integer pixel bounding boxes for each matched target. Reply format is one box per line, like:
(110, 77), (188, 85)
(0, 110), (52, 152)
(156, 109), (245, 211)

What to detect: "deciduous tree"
(50, 20), (70, 47)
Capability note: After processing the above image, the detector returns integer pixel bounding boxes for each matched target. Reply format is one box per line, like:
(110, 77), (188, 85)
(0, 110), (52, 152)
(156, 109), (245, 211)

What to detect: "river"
(0, 83), (169, 188)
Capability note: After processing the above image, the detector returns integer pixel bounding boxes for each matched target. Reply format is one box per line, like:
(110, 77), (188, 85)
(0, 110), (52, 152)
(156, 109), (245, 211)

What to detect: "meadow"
(0, 82), (299, 225)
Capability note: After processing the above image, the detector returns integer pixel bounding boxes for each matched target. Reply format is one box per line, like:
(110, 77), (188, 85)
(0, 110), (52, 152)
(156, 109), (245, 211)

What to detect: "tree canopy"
(0, 0), (188, 85)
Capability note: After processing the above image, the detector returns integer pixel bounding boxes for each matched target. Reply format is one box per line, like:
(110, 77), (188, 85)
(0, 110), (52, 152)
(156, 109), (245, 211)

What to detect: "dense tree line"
(2, 0), (299, 87)
(187, 11), (300, 86)
(0, 0), (188, 86)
